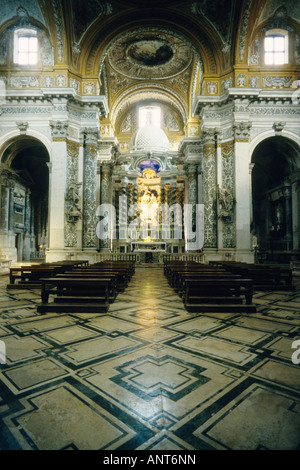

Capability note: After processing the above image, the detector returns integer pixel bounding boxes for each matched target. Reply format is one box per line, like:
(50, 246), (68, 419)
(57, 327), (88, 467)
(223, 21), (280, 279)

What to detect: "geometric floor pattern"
(0, 266), (300, 450)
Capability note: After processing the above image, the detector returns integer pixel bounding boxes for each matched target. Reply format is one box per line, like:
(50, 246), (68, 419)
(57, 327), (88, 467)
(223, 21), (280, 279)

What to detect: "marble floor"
(0, 266), (300, 451)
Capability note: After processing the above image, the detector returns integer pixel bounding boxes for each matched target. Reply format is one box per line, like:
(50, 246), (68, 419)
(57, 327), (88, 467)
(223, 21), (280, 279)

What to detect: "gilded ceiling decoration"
(107, 30), (193, 80)
(190, 0), (234, 43)
(71, 0), (113, 43)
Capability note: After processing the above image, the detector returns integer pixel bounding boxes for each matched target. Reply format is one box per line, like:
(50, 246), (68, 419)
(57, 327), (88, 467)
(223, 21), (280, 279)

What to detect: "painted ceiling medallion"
(108, 31), (192, 79)
(126, 39), (173, 67)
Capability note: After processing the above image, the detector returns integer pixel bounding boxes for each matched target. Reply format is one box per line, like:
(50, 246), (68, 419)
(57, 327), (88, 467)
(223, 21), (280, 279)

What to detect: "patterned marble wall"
(99, 163), (113, 250)
(64, 141), (80, 248)
(83, 130), (98, 248)
(221, 141), (236, 248)
(202, 132), (217, 248)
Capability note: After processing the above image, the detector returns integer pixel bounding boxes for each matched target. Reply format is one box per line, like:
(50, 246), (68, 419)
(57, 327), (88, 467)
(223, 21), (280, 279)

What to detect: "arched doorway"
(0, 136), (49, 262)
(251, 136), (300, 263)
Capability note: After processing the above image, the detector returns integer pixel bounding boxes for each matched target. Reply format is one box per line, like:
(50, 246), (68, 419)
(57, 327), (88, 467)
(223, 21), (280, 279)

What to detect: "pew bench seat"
(7, 266), (66, 288)
(37, 277), (112, 313)
(183, 278), (256, 313)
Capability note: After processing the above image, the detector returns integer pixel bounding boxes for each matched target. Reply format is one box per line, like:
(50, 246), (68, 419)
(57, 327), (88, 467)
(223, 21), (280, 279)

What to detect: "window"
(14, 29), (38, 65)
(264, 29), (288, 65)
(139, 106), (161, 128)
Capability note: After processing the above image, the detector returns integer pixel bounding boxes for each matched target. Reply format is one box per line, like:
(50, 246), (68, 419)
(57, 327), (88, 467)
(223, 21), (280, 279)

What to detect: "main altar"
(131, 242), (167, 252)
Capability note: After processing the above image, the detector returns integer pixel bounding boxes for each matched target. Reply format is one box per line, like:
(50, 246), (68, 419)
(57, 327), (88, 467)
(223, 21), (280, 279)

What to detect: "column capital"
(201, 127), (217, 145)
(0, 167), (16, 187)
(233, 121), (252, 141)
(81, 127), (100, 146)
(98, 137), (119, 161)
(50, 120), (68, 141)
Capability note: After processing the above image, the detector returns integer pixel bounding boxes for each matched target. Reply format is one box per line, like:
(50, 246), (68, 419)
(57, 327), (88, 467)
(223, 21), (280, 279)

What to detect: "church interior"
(0, 0), (300, 451)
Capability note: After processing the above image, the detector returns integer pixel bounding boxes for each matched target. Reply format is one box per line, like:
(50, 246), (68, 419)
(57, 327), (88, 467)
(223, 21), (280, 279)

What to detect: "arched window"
(264, 29), (288, 65)
(139, 106), (161, 128)
(14, 29), (38, 65)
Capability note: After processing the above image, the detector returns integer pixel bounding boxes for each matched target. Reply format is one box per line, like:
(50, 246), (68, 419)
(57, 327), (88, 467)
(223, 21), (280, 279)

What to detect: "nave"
(0, 266), (300, 450)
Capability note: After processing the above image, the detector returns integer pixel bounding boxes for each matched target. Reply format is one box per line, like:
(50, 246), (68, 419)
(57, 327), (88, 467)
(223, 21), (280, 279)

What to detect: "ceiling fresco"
(70, 0), (113, 43)
(107, 30), (193, 80)
(190, 0), (235, 43)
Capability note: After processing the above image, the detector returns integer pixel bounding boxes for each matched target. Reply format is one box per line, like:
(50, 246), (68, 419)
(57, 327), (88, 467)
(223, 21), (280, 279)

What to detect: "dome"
(129, 113), (169, 152)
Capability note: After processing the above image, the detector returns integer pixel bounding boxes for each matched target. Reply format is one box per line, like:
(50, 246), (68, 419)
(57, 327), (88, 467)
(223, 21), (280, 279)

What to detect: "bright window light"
(14, 30), (38, 65)
(139, 107), (161, 128)
(264, 30), (288, 65)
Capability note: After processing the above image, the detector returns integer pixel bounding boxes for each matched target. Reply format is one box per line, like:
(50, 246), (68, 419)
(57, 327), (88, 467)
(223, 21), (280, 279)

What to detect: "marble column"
(65, 140), (81, 249)
(114, 186), (120, 242)
(132, 183), (138, 226)
(8, 185), (14, 232)
(119, 177), (128, 240)
(97, 138), (119, 251)
(162, 183), (171, 239)
(187, 164), (197, 205)
(202, 129), (217, 248)
(178, 183), (185, 240)
(179, 137), (202, 251)
(291, 180), (300, 250)
(220, 140), (236, 249)
(98, 162), (113, 251)
(0, 183), (9, 232)
(284, 187), (292, 250)
(23, 189), (31, 261)
(0, 170), (17, 261)
(82, 128), (99, 249)
(186, 163), (198, 232)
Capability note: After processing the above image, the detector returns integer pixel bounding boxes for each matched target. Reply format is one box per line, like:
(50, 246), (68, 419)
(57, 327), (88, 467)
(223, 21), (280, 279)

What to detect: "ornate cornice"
(193, 88), (299, 117)
(178, 136), (202, 162)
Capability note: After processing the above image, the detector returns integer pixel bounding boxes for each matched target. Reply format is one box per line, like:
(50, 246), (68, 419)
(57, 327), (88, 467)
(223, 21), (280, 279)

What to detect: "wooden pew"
(93, 261), (135, 277)
(59, 260), (136, 296)
(164, 261), (256, 313)
(8, 265), (67, 288)
(66, 265), (133, 290)
(183, 278), (256, 313)
(165, 264), (228, 289)
(37, 277), (111, 313)
(7, 260), (90, 289)
(54, 272), (119, 301)
(36, 259), (136, 314)
(175, 272), (242, 297)
(215, 262), (294, 290)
